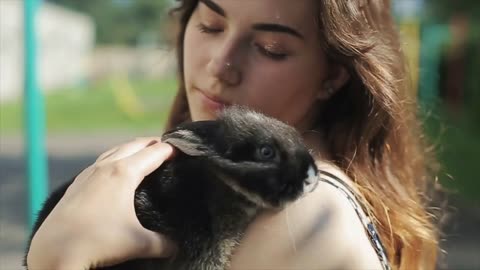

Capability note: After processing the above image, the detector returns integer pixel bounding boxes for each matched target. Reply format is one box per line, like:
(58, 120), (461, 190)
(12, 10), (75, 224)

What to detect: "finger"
(96, 147), (119, 162)
(103, 137), (163, 163)
(136, 230), (178, 259)
(122, 142), (174, 187)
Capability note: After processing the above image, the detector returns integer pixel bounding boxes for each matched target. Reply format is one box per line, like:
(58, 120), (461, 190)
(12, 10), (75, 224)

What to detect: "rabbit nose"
(303, 165), (319, 193)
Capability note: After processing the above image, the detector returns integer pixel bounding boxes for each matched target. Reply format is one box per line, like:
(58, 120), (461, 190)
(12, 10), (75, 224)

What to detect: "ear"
(162, 121), (220, 156)
(317, 65), (350, 100)
(162, 129), (207, 156)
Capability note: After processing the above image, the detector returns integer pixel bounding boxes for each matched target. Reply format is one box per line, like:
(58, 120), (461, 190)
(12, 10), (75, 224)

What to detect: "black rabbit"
(25, 106), (319, 270)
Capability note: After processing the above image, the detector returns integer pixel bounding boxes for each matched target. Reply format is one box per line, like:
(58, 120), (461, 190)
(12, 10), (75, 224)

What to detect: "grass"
(0, 77), (178, 134)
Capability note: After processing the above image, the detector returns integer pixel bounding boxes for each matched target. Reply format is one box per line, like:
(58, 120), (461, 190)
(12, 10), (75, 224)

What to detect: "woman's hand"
(27, 138), (178, 270)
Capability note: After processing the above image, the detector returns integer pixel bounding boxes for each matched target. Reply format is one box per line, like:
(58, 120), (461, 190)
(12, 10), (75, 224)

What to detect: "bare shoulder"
(308, 160), (384, 269)
(230, 160), (384, 270)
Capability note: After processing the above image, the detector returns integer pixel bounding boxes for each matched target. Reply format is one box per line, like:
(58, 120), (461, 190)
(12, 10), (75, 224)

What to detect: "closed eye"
(196, 23), (223, 34)
(254, 44), (288, 61)
(197, 23), (288, 61)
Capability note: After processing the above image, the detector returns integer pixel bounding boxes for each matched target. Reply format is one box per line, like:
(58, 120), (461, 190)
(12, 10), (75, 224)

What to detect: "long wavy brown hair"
(165, 0), (440, 269)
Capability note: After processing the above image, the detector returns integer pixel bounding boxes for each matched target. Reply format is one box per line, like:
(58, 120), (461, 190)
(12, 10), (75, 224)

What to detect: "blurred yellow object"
(110, 76), (144, 119)
(399, 20), (421, 97)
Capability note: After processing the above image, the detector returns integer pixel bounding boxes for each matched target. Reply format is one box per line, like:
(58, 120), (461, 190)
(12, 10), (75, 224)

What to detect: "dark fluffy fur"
(25, 107), (318, 270)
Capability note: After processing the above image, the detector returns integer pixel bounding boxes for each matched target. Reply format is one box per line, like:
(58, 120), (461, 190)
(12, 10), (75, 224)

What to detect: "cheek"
(183, 18), (216, 121)
(244, 62), (322, 125)
(183, 23), (205, 88)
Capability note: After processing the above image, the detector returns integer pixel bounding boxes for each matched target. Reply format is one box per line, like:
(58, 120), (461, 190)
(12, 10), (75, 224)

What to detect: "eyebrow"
(199, 0), (225, 17)
(252, 23), (304, 40)
(199, 0), (304, 40)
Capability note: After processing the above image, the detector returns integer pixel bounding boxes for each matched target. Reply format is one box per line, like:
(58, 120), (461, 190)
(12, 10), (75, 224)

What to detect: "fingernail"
(147, 140), (159, 147)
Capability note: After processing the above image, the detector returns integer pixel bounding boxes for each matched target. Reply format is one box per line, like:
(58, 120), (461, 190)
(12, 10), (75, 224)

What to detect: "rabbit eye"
(257, 145), (275, 160)
(279, 181), (288, 193)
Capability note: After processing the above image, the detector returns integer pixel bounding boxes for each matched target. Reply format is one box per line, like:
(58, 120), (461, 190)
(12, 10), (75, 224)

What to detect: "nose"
(206, 43), (242, 86)
(303, 165), (319, 193)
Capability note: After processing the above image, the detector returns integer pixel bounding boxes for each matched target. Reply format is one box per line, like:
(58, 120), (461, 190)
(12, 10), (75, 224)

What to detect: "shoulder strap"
(319, 170), (392, 270)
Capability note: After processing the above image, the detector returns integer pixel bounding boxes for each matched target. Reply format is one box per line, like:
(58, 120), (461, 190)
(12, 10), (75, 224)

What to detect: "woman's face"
(183, 0), (329, 130)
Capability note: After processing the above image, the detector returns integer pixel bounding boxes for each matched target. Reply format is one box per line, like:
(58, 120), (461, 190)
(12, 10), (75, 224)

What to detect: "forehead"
(200, 0), (318, 38)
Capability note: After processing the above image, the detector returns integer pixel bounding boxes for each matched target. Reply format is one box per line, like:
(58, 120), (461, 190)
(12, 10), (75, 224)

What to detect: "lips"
(196, 88), (231, 112)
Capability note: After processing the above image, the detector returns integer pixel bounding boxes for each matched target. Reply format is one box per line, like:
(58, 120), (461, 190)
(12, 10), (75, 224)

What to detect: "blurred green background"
(1, 78), (177, 133)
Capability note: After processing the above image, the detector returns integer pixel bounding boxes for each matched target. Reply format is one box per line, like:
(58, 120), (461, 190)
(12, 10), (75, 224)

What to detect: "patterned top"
(319, 170), (392, 270)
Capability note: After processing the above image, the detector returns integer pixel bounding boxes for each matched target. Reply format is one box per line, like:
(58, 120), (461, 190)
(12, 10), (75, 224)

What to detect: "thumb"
(135, 228), (178, 259)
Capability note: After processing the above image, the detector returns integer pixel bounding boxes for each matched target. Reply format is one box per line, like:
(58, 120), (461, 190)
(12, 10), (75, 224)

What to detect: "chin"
(190, 107), (218, 122)
(187, 93), (217, 122)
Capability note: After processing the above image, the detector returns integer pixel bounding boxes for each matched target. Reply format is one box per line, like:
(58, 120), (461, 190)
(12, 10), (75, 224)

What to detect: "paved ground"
(1, 133), (479, 270)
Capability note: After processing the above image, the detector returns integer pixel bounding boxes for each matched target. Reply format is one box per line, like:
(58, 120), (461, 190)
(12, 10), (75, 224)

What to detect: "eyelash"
(196, 23), (222, 34)
(254, 44), (287, 61)
(196, 23), (288, 61)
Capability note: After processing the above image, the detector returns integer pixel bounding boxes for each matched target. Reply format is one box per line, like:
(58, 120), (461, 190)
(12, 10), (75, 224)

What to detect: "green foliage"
(46, 0), (172, 45)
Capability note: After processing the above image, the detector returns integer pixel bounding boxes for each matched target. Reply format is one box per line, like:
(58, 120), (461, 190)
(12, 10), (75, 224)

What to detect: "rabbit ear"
(162, 121), (220, 156)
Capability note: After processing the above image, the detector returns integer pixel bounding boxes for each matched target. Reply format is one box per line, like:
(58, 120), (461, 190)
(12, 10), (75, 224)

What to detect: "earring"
(318, 81), (335, 99)
(326, 85), (335, 96)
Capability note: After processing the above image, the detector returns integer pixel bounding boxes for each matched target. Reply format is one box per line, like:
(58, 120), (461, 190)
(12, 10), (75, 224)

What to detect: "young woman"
(27, 0), (440, 269)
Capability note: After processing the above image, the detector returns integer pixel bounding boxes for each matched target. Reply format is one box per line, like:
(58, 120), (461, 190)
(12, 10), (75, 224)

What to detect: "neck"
(302, 129), (331, 161)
